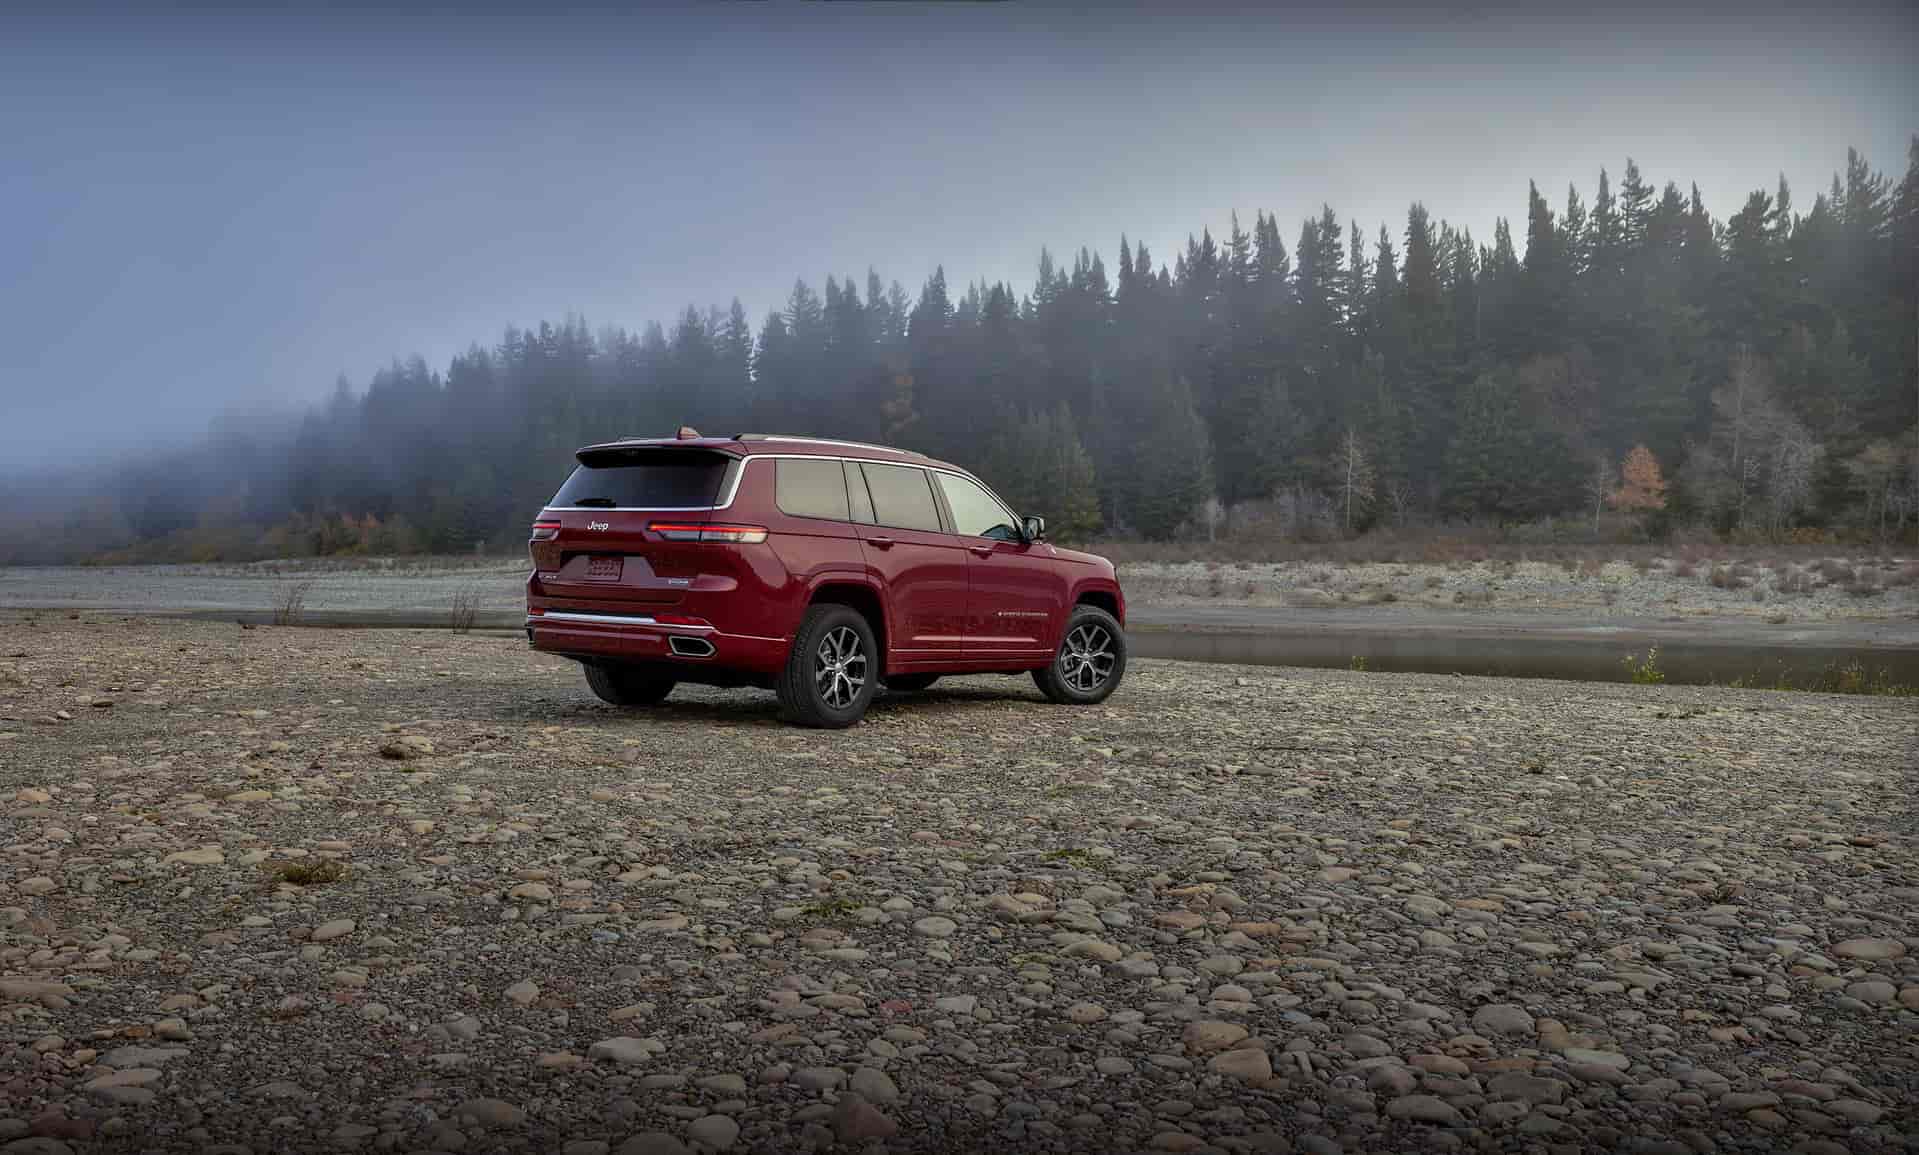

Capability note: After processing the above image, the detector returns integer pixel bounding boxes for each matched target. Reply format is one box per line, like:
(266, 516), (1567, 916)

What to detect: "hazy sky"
(2, 1), (1913, 470)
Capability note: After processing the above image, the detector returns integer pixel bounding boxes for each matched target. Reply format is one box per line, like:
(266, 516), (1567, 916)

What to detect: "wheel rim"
(814, 625), (867, 709)
(1057, 623), (1116, 693)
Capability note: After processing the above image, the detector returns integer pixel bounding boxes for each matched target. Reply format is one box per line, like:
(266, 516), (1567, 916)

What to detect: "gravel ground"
(1, 613), (1915, 1155)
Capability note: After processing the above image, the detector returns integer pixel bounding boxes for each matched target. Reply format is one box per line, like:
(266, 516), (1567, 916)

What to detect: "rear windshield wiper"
(571, 497), (618, 507)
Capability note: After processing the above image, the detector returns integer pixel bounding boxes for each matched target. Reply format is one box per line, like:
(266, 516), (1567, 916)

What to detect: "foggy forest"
(5, 141), (1916, 564)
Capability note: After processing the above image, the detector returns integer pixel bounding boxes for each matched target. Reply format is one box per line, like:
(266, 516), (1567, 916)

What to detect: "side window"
(775, 458), (849, 521)
(858, 463), (943, 532)
(935, 473), (1021, 541)
(844, 460), (876, 524)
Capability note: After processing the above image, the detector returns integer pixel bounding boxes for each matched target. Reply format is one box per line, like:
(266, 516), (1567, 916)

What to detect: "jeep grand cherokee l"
(525, 432), (1126, 727)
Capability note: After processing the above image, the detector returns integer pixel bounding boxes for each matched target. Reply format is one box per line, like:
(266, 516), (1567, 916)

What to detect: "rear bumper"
(525, 610), (789, 673)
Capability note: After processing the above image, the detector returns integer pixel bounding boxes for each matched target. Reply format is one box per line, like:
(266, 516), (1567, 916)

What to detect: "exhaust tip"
(668, 635), (716, 658)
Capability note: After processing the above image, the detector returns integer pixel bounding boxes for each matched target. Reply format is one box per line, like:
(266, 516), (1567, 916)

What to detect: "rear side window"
(859, 463), (943, 532)
(776, 458), (850, 520)
(550, 452), (732, 508)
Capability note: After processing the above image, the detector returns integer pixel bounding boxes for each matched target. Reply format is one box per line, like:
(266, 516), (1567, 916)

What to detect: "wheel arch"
(806, 575), (890, 664)
(1070, 579), (1125, 627)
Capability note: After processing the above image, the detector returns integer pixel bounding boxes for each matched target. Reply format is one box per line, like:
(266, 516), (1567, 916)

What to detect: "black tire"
(1032, 605), (1126, 705)
(777, 604), (879, 728)
(885, 674), (940, 692)
(583, 662), (676, 706)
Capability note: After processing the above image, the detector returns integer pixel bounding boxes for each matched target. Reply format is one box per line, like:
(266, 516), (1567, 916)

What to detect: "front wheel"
(584, 663), (676, 706)
(777, 604), (879, 728)
(1032, 606), (1126, 705)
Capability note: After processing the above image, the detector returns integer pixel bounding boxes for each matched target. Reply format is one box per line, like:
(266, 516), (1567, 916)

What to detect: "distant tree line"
(6, 141), (1916, 563)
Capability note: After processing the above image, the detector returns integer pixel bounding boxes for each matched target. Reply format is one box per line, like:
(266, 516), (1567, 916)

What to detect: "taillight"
(529, 519), (562, 568)
(648, 521), (767, 544)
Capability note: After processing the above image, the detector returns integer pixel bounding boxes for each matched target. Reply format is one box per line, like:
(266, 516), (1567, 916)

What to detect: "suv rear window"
(550, 451), (733, 509)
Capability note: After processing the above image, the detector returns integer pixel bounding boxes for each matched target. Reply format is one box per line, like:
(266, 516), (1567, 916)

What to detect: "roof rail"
(733, 433), (921, 456)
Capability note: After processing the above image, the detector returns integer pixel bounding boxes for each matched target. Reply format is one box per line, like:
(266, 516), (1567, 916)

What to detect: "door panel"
(962, 540), (1067, 659)
(851, 462), (969, 662)
(926, 471), (1067, 661)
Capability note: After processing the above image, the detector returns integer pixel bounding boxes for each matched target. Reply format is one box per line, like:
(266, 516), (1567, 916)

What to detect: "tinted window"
(550, 452), (731, 508)
(936, 473), (1020, 540)
(859, 463), (942, 532)
(844, 461), (876, 524)
(776, 458), (850, 520)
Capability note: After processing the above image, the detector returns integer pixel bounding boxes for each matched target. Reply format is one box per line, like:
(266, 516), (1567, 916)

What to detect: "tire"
(1032, 605), (1126, 705)
(777, 604), (879, 728)
(885, 674), (940, 692)
(583, 662), (676, 706)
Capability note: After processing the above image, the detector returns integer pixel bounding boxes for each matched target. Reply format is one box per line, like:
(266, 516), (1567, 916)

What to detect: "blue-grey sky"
(2, 1), (1913, 470)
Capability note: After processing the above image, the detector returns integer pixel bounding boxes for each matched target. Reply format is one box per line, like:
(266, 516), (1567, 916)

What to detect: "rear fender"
(803, 572), (895, 671)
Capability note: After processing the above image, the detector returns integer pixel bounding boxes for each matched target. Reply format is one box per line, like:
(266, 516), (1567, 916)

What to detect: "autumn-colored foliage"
(1610, 445), (1668, 511)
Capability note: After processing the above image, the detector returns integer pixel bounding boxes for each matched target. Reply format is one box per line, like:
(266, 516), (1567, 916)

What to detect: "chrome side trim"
(531, 611), (715, 631)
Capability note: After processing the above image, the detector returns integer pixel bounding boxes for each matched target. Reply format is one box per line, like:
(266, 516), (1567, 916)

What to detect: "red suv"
(525, 432), (1127, 727)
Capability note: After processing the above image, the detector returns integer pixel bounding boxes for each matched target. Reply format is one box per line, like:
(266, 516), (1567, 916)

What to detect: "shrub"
(1623, 647), (1665, 685)
(267, 859), (347, 886)
(272, 578), (315, 626)
(449, 588), (480, 633)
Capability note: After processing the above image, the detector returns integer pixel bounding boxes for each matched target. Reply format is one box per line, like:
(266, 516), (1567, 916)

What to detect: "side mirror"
(1022, 515), (1046, 542)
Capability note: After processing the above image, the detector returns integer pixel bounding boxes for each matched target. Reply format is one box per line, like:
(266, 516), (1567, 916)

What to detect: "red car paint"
(524, 434), (1125, 709)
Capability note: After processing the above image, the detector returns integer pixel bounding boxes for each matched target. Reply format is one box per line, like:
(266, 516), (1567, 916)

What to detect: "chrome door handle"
(866, 536), (895, 549)
(967, 545), (994, 557)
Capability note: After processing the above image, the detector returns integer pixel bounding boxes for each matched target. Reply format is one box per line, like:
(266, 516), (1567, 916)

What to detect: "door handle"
(866, 536), (895, 549)
(967, 544), (994, 557)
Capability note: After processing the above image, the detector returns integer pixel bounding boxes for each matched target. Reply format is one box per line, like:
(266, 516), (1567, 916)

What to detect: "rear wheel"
(583, 662), (676, 706)
(1032, 605), (1126, 705)
(885, 674), (940, 692)
(777, 604), (879, 728)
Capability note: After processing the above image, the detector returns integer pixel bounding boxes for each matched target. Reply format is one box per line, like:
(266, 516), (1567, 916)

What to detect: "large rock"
(1183, 1021), (1249, 1054)
(588, 1037), (656, 1065)
(849, 1066), (900, 1104)
(311, 919), (355, 942)
(1210, 1048), (1273, 1081)
(162, 848), (224, 866)
(379, 735), (433, 760)
(455, 1099), (526, 1128)
(99, 1046), (189, 1069)
(685, 1116), (738, 1151)
(1386, 1095), (1464, 1125)
(1472, 1003), (1536, 1037)
(0, 980), (73, 1003)
(616, 1134), (690, 1155)
(1831, 938), (1906, 961)
(832, 1094), (900, 1141)
(1487, 1071), (1565, 1104)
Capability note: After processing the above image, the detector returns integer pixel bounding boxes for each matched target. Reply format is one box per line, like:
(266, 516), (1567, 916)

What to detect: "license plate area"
(584, 555), (623, 582)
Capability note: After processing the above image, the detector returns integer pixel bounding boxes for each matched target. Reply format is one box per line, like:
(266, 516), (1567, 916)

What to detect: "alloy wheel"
(1057, 622), (1116, 693)
(814, 625), (867, 709)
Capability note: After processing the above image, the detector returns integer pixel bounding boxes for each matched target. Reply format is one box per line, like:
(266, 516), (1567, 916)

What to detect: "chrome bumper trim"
(530, 611), (714, 631)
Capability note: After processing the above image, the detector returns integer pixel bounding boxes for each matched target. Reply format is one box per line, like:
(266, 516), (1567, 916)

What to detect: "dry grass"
(264, 858), (348, 886)
(449, 587), (480, 633)
(271, 578), (314, 626)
